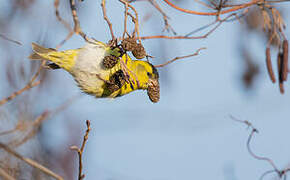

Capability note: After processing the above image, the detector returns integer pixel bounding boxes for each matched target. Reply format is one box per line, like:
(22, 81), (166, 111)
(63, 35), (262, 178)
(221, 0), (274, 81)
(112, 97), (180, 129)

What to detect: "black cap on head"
(148, 63), (159, 79)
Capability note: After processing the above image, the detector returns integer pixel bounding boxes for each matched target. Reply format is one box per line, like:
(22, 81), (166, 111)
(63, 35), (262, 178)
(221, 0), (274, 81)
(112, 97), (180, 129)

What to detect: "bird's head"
(128, 57), (160, 103)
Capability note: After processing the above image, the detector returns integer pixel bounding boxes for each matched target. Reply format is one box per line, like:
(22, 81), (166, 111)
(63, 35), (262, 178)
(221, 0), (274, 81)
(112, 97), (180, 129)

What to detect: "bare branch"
(140, 13), (237, 40)
(0, 143), (64, 180)
(154, 48), (206, 68)
(0, 167), (16, 180)
(7, 111), (49, 147)
(0, 95), (80, 148)
(122, 2), (129, 39)
(162, 0), (260, 16)
(0, 33), (22, 46)
(0, 59), (46, 107)
(232, 115), (290, 180)
(56, 31), (74, 49)
(119, 0), (141, 42)
(0, 80), (40, 106)
(259, 170), (277, 180)
(147, 0), (176, 34)
(70, 120), (91, 180)
(101, 0), (115, 40)
(69, 0), (89, 41)
(53, 0), (75, 48)
(54, 0), (72, 31)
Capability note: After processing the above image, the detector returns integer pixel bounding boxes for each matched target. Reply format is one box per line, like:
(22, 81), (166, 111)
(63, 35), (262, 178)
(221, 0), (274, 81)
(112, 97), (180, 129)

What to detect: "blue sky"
(1, 1), (290, 180)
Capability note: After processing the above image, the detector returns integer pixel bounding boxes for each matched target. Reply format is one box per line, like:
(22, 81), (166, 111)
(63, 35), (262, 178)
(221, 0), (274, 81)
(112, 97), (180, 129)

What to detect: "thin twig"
(0, 60), (46, 106)
(127, 12), (137, 36)
(70, 0), (89, 41)
(246, 129), (279, 171)
(0, 143), (64, 180)
(232, 116), (279, 170)
(1, 95), (80, 147)
(54, 0), (72, 31)
(129, 3), (140, 42)
(266, 0), (290, 3)
(101, 0), (115, 41)
(122, 2), (129, 39)
(194, 0), (215, 10)
(8, 111), (49, 147)
(0, 129), (17, 136)
(119, 0), (141, 42)
(154, 47), (206, 68)
(147, 0), (176, 34)
(162, 0), (260, 16)
(141, 13), (236, 40)
(224, 10), (248, 23)
(259, 170), (277, 180)
(185, 20), (218, 37)
(232, 115), (290, 180)
(56, 31), (74, 49)
(0, 81), (40, 106)
(54, 0), (75, 48)
(70, 120), (91, 180)
(0, 33), (22, 46)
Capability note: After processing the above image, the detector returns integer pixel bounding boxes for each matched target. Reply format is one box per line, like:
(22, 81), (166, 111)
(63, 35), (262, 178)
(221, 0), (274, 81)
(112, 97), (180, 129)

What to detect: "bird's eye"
(147, 72), (152, 77)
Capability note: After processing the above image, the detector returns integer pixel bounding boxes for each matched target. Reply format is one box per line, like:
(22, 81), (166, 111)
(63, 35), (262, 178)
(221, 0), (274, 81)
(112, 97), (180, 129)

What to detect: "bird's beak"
(147, 78), (160, 103)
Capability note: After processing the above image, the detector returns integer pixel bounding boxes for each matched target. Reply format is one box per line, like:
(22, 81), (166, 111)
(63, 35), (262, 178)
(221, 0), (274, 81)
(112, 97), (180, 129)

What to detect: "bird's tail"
(28, 43), (77, 71)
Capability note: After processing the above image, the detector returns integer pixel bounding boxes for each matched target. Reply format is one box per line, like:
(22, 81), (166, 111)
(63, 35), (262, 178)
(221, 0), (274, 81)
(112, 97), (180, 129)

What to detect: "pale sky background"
(0, 1), (290, 180)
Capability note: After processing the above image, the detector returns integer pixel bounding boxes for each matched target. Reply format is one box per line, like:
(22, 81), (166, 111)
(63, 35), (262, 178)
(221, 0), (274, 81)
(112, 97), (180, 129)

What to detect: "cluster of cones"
(266, 40), (288, 93)
(121, 37), (147, 59)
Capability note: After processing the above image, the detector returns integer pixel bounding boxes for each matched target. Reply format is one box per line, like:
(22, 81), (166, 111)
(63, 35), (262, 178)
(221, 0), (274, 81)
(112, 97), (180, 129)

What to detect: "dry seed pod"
(277, 52), (285, 94)
(265, 47), (276, 83)
(121, 38), (138, 51)
(132, 43), (146, 59)
(103, 55), (118, 69)
(282, 40), (289, 81)
(147, 79), (160, 103)
(279, 82), (285, 94)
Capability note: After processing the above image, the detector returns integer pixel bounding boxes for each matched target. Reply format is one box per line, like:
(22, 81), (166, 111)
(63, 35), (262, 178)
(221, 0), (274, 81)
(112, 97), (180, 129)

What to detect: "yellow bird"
(29, 39), (160, 102)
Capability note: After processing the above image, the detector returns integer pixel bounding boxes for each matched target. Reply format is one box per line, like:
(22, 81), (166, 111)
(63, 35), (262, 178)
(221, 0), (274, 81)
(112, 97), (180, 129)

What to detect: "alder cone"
(147, 79), (160, 103)
(132, 43), (146, 59)
(121, 38), (138, 51)
(103, 55), (118, 69)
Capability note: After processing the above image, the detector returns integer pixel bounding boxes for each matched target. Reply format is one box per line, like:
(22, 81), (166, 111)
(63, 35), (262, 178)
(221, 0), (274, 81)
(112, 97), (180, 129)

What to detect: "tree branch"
(70, 120), (91, 180)
(154, 47), (206, 68)
(0, 143), (64, 180)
